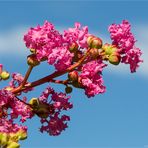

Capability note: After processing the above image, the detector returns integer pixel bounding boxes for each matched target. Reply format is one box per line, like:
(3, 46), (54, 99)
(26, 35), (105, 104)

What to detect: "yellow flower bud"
(0, 71), (10, 80)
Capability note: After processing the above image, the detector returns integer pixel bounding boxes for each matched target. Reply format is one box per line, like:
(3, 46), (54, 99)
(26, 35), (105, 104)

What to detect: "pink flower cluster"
(24, 21), (90, 71)
(0, 89), (32, 146)
(0, 118), (27, 135)
(79, 60), (106, 97)
(63, 22), (89, 49)
(39, 86), (72, 136)
(108, 20), (142, 72)
(0, 89), (33, 124)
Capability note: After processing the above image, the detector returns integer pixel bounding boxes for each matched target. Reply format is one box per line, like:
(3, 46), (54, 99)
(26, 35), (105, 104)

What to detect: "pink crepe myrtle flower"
(0, 89), (33, 123)
(39, 86), (73, 111)
(24, 21), (74, 71)
(0, 89), (14, 107)
(40, 113), (70, 136)
(122, 46), (142, 73)
(108, 20), (143, 72)
(47, 46), (74, 71)
(10, 97), (34, 123)
(38, 86), (72, 135)
(52, 92), (73, 110)
(0, 118), (27, 133)
(79, 60), (106, 97)
(63, 22), (89, 49)
(24, 21), (62, 60)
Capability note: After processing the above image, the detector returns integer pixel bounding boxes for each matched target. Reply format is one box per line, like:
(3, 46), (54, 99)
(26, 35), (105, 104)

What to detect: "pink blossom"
(0, 89), (14, 106)
(39, 86), (73, 111)
(38, 86), (72, 135)
(108, 20), (143, 72)
(80, 60), (106, 97)
(63, 22), (89, 49)
(122, 46), (143, 73)
(39, 86), (54, 102)
(108, 20), (135, 51)
(0, 118), (27, 135)
(40, 113), (70, 136)
(10, 97), (34, 123)
(24, 21), (62, 61)
(52, 92), (73, 110)
(48, 46), (74, 71)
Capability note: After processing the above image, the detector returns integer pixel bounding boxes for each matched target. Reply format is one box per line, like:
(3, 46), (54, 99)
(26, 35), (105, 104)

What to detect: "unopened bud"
(27, 54), (40, 66)
(87, 35), (102, 49)
(69, 42), (78, 53)
(29, 98), (39, 108)
(102, 44), (118, 55)
(68, 71), (78, 82)
(90, 48), (99, 59)
(72, 77), (83, 88)
(65, 86), (73, 94)
(0, 71), (10, 80)
(109, 52), (121, 65)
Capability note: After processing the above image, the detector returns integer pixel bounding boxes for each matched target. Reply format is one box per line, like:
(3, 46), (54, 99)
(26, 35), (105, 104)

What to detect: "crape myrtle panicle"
(0, 20), (142, 147)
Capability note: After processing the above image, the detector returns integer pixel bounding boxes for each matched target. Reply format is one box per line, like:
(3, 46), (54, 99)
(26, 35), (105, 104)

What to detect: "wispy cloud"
(0, 27), (29, 57)
(0, 24), (147, 78)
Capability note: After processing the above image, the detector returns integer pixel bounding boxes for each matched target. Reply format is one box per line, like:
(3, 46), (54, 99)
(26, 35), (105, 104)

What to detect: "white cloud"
(0, 24), (147, 78)
(0, 27), (29, 57)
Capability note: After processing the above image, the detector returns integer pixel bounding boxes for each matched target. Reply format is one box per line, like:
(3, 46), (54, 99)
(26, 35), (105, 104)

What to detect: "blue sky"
(0, 1), (148, 148)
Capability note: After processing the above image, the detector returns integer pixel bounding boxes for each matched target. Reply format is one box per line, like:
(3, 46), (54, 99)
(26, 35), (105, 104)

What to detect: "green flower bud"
(109, 52), (121, 65)
(102, 44), (118, 55)
(68, 71), (78, 82)
(27, 54), (40, 67)
(65, 86), (73, 94)
(0, 71), (10, 80)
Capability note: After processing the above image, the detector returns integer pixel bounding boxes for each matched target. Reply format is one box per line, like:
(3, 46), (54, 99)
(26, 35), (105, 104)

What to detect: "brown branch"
(21, 66), (33, 87)
(11, 48), (91, 94)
